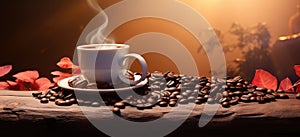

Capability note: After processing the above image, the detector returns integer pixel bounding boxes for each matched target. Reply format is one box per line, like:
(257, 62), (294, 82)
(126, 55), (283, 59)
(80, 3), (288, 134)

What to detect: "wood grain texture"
(1, 90), (300, 137)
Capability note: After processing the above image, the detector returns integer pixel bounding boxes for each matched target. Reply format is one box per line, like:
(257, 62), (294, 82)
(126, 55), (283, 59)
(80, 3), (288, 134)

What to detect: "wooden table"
(1, 90), (300, 137)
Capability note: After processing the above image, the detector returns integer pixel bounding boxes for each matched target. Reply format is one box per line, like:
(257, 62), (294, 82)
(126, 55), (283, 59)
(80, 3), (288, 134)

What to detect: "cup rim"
(77, 44), (129, 50)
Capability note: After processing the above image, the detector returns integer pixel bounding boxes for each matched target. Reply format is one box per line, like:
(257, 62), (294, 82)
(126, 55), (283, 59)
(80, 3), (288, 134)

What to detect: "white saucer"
(57, 75), (148, 93)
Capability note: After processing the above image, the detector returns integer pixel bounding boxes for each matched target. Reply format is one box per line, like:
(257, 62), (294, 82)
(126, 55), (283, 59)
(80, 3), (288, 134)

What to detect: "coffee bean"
(222, 91), (229, 97)
(55, 99), (67, 106)
(46, 94), (52, 98)
(267, 89), (275, 94)
(240, 95), (250, 102)
(49, 96), (56, 101)
(37, 94), (46, 99)
(250, 96), (256, 102)
(222, 102), (230, 108)
(32, 91), (42, 97)
(40, 98), (49, 104)
(265, 94), (275, 101)
(195, 99), (203, 104)
(74, 79), (89, 88)
(279, 94), (289, 99)
(187, 96), (196, 101)
(176, 95), (184, 100)
(232, 76), (242, 82)
(51, 86), (62, 92)
(296, 93), (300, 99)
(165, 87), (177, 92)
(169, 101), (177, 107)
(233, 91), (243, 96)
(277, 89), (284, 93)
(179, 99), (188, 104)
(159, 101), (168, 107)
(220, 97), (229, 103)
(169, 99), (178, 102)
(113, 107), (121, 115)
(256, 96), (265, 104)
(272, 92), (280, 98)
(69, 98), (77, 104)
(207, 98), (215, 104)
(197, 96), (205, 101)
(204, 95), (210, 99)
(68, 76), (82, 87)
(91, 102), (101, 107)
(229, 97), (239, 105)
(114, 102), (126, 109)
(255, 87), (268, 92)
(228, 92), (234, 97)
(172, 91), (180, 96)
(255, 91), (265, 96)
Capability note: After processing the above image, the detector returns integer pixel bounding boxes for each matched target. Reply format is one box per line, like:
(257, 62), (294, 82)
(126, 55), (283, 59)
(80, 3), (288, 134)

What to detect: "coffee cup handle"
(119, 53), (148, 85)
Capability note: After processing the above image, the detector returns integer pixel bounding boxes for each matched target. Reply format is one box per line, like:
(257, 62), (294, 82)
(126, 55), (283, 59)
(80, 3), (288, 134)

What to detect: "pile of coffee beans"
(33, 71), (300, 113)
(32, 87), (77, 106)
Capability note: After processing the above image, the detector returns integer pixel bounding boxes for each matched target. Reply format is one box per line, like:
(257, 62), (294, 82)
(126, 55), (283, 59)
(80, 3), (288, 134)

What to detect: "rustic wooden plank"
(1, 90), (300, 137)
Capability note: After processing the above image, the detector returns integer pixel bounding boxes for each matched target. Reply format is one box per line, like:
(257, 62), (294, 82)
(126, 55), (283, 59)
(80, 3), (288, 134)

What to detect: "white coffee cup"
(77, 44), (148, 88)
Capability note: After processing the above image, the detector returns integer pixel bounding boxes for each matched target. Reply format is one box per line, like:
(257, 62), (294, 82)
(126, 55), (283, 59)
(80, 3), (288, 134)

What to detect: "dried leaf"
(13, 70), (39, 83)
(252, 69), (278, 90)
(0, 82), (10, 90)
(15, 79), (28, 91)
(294, 65), (300, 78)
(33, 77), (52, 90)
(57, 57), (73, 69)
(0, 65), (12, 77)
(6, 80), (19, 90)
(279, 77), (294, 93)
(296, 85), (300, 93)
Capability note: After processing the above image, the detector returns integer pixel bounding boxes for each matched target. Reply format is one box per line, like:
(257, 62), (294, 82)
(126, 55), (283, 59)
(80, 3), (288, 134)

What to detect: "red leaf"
(279, 77), (294, 93)
(13, 70), (39, 83)
(15, 79), (28, 90)
(297, 85), (300, 93)
(6, 80), (20, 90)
(57, 57), (74, 69)
(252, 69), (278, 90)
(33, 77), (52, 90)
(0, 82), (10, 90)
(0, 65), (12, 77)
(294, 65), (300, 78)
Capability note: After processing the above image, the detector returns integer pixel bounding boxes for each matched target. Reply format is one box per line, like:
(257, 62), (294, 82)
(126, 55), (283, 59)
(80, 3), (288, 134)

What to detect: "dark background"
(1, 0), (300, 82)
(0, 0), (97, 80)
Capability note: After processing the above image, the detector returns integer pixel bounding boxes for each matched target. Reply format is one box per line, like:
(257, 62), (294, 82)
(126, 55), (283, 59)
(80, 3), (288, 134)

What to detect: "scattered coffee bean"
(279, 94), (289, 99)
(40, 98), (49, 104)
(169, 101), (177, 107)
(179, 99), (188, 104)
(113, 107), (121, 115)
(277, 89), (284, 93)
(34, 71), (297, 111)
(74, 80), (88, 88)
(207, 98), (215, 104)
(32, 92), (42, 97)
(49, 96), (56, 102)
(114, 102), (126, 109)
(91, 102), (101, 107)
(159, 101), (168, 107)
(222, 102), (230, 108)
(296, 93), (300, 99)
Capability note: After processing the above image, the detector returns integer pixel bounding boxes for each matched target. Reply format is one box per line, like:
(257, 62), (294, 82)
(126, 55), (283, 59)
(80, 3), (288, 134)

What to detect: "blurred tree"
(226, 22), (274, 81)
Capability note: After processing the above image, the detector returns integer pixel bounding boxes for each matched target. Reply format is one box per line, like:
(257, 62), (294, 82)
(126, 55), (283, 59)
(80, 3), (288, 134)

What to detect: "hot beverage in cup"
(77, 44), (148, 89)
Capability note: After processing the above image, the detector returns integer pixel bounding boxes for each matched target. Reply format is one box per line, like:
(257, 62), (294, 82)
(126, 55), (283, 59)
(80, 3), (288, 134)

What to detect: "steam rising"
(86, 0), (114, 44)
